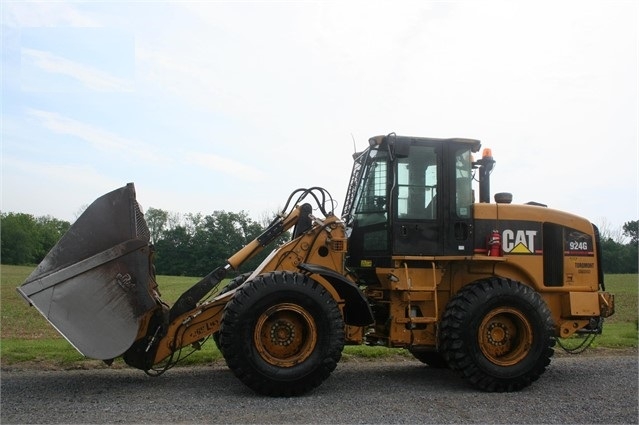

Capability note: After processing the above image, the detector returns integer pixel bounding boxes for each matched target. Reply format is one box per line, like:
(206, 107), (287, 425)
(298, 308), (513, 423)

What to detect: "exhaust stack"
(477, 148), (495, 203)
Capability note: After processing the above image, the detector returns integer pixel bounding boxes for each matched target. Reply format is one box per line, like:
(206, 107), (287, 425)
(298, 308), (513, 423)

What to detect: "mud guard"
(297, 263), (373, 326)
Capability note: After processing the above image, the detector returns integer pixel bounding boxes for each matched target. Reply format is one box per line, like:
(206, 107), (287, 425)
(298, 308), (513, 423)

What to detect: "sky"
(2, 0), (637, 232)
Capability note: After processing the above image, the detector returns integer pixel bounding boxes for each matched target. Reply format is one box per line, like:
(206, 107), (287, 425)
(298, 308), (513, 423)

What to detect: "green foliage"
(1, 339), (85, 364)
(2, 265), (636, 367)
(602, 274), (638, 325)
(155, 274), (205, 302)
(591, 274), (638, 348)
(0, 213), (70, 265)
(145, 207), (169, 244)
(593, 322), (638, 348)
(154, 226), (193, 276)
(600, 237), (638, 274)
(623, 220), (638, 244)
(1, 265), (64, 339)
(150, 208), (289, 277)
(342, 346), (411, 360)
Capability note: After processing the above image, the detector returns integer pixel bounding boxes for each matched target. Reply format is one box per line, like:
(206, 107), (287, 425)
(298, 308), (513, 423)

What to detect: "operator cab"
(343, 134), (482, 272)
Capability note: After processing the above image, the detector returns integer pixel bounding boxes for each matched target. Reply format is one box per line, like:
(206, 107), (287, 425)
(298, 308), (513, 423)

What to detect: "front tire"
(440, 277), (555, 392)
(219, 271), (345, 396)
(213, 272), (253, 350)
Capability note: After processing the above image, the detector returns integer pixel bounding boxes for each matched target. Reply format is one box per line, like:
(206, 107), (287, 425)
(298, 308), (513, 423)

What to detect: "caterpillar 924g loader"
(18, 134), (614, 396)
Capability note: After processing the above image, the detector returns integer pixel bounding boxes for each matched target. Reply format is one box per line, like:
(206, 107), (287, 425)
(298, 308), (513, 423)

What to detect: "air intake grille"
(543, 222), (563, 286)
(331, 238), (347, 252)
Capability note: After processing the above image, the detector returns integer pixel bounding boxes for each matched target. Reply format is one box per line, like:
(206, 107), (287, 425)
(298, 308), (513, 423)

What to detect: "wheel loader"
(18, 134), (615, 396)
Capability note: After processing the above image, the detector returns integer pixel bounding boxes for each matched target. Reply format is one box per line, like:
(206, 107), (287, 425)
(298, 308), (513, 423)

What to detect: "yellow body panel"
(151, 201), (614, 363)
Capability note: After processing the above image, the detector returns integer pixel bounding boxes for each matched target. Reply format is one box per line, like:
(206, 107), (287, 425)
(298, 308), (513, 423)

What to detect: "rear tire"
(219, 271), (345, 396)
(440, 277), (555, 392)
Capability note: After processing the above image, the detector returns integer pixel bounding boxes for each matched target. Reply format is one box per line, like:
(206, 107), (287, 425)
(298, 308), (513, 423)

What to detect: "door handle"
(455, 222), (469, 240)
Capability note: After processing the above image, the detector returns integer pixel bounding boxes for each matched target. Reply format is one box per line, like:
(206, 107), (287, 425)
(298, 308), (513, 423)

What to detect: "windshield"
(343, 147), (388, 226)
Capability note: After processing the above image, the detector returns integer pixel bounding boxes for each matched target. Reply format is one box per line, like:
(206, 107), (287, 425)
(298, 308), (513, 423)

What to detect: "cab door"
(392, 143), (443, 256)
(345, 148), (392, 269)
(391, 142), (474, 256)
(445, 145), (474, 255)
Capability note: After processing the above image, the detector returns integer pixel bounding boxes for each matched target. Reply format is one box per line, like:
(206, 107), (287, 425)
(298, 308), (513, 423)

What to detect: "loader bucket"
(17, 183), (158, 360)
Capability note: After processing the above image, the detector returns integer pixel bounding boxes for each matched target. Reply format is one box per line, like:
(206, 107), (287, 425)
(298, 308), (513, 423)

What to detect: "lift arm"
(168, 205), (305, 321)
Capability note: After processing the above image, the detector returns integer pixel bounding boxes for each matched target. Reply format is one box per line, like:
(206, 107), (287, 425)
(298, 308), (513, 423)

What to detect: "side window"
(455, 148), (472, 218)
(396, 145), (438, 220)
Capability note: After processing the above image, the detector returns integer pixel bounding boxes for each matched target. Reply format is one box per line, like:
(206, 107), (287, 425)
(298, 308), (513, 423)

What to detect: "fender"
(298, 263), (373, 327)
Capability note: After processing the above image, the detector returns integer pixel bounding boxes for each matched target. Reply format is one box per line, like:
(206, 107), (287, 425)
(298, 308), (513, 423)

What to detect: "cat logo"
(502, 230), (539, 254)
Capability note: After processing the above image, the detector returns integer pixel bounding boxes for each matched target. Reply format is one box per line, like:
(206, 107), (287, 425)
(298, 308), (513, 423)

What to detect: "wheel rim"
(478, 307), (533, 366)
(254, 303), (317, 367)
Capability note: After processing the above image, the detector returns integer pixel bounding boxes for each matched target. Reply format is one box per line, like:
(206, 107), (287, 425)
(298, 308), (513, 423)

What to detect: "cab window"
(396, 145), (438, 220)
(455, 147), (472, 218)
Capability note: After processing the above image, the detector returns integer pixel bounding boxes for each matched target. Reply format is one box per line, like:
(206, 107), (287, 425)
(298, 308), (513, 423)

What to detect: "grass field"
(589, 273), (638, 348)
(2, 264), (636, 367)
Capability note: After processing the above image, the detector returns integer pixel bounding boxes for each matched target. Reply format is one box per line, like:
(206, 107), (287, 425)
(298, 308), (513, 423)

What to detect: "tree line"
(144, 207), (289, 276)
(0, 208), (288, 277)
(1, 210), (637, 275)
(0, 213), (71, 265)
(599, 220), (638, 274)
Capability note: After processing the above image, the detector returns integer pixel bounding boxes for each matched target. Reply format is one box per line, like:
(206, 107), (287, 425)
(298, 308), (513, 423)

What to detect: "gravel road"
(2, 351), (637, 424)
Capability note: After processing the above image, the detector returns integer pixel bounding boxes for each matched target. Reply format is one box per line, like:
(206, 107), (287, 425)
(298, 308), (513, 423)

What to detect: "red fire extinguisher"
(488, 230), (502, 256)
